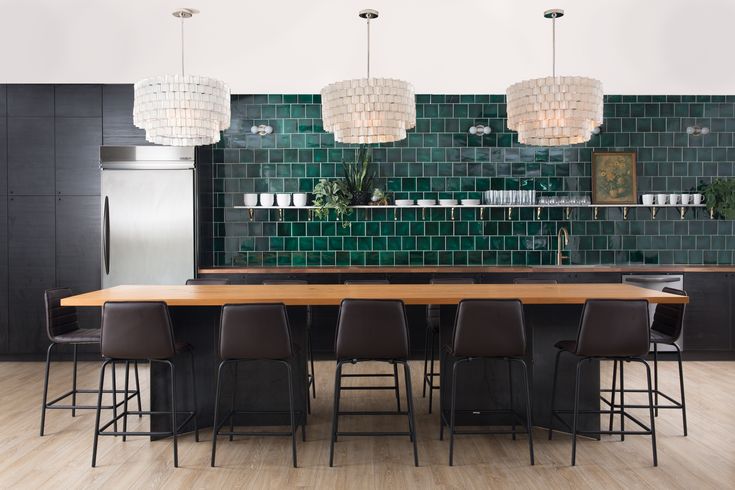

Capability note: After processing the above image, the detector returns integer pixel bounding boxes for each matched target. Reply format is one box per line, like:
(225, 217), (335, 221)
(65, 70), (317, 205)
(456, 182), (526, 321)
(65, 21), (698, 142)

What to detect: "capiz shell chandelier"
(134, 8), (230, 147)
(321, 9), (416, 145)
(506, 9), (603, 146)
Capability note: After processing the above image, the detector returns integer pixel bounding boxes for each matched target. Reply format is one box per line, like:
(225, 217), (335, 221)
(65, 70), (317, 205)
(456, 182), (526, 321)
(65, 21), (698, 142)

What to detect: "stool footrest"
(338, 410), (408, 416)
(336, 431), (411, 437)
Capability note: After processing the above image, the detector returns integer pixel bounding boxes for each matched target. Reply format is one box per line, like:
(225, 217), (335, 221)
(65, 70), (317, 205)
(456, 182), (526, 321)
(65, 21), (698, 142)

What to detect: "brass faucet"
(557, 227), (569, 265)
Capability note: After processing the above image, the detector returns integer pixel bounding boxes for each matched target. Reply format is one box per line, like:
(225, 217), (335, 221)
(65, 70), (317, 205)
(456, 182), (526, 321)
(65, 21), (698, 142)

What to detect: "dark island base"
(148, 304), (600, 437)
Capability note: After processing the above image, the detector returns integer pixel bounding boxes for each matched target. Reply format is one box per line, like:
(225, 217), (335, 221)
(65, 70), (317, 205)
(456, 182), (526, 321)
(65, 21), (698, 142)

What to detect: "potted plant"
(312, 178), (352, 226)
(699, 178), (735, 219)
(343, 146), (375, 205)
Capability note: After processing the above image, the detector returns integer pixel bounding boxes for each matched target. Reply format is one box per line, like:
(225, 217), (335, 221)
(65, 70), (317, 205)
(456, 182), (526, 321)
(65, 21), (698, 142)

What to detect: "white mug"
(692, 193), (703, 205)
(656, 193), (667, 205)
(680, 194), (690, 205)
(259, 193), (274, 207)
(244, 193), (258, 206)
(276, 193), (292, 207)
(293, 193), (308, 207)
(669, 193), (679, 205)
(641, 194), (654, 206)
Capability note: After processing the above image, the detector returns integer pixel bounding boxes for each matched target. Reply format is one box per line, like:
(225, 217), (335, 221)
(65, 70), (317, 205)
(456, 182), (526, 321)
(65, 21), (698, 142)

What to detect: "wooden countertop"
(61, 284), (688, 307)
(199, 265), (735, 274)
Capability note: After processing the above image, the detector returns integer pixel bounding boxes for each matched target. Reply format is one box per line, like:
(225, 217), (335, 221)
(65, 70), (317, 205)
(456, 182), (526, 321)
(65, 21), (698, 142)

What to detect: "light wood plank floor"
(0, 359), (733, 489)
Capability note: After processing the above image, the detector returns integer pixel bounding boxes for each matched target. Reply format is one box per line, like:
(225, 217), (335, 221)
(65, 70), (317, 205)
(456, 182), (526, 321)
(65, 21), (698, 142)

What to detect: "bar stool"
(92, 301), (198, 468)
(423, 277), (475, 413)
(40, 288), (141, 436)
(548, 299), (657, 466)
(262, 280), (316, 411)
(513, 279), (559, 284)
(329, 299), (418, 467)
(211, 303), (302, 468)
(186, 278), (231, 285)
(342, 280), (401, 412)
(440, 299), (534, 466)
(605, 287), (688, 435)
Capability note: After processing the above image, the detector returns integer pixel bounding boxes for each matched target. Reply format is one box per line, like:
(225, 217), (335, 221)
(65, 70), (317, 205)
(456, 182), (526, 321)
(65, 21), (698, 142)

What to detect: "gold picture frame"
(591, 152), (637, 204)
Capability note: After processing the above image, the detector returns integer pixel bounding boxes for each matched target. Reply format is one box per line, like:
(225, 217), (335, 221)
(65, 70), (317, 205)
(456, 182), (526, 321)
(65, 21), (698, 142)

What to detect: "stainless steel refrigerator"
(99, 146), (195, 288)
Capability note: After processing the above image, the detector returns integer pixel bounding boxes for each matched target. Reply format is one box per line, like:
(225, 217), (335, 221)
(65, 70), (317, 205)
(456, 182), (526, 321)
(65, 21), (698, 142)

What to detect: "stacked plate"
(438, 199), (458, 206)
(461, 199), (481, 206)
(395, 199), (414, 206)
(417, 199), (436, 207)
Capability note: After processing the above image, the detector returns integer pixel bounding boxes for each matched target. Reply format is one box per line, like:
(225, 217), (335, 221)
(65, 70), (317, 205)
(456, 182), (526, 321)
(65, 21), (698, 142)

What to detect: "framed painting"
(591, 152), (637, 204)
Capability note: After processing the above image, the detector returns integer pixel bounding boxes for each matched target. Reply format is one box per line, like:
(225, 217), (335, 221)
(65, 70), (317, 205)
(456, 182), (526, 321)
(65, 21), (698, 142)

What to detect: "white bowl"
(276, 193), (291, 207)
(395, 199), (414, 206)
(439, 199), (458, 206)
(461, 199), (481, 206)
(417, 199), (436, 207)
(243, 193), (258, 206)
(641, 194), (654, 206)
(259, 193), (275, 207)
(292, 193), (308, 207)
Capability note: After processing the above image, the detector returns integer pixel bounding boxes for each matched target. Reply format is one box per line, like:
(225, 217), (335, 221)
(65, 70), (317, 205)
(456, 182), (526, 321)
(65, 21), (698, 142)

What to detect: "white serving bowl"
(292, 193), (308, 207)
(259, 193), (275, 207)
(395, 199), (414, 206)
(417, 199), (436, 207)
(276, 193), (292, 207)
(461, 199), (481, 206)
(243, 193), (258, 206)
(439, 199), (458, 206)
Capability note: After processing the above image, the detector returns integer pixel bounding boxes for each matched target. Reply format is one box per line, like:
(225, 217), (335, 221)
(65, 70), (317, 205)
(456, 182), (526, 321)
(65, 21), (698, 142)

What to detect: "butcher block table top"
(61, 283), (689, 307)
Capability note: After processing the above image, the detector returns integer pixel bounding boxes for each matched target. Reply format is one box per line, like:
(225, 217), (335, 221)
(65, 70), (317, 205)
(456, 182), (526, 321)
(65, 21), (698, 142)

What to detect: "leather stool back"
(44, 288), (80, 341)
(186, 278), (231, 285)
(219, 304), (292, 360)
(651, 287), (686, 340)
(576, 300), (649, 357)
(452, 299), (526, 358)
(336, 299), (408, 360)
(101, 302), (176, 360)
(428, 277), (474, 325)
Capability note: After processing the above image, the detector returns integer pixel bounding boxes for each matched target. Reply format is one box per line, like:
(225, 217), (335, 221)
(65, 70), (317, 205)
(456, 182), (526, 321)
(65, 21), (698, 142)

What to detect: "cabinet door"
(0, 116), (6, 195)
(55, 85), (102, 117)
(102, 84), (149, 146)
(683, 273), (732, 351)
(0, 197), (7, 352)
(56, 196), (101, 330)
(8, 196), (56, 354)
(6, 85), (53, 117)
(55, 117), (102, 195)
(7, 117), (54, 195)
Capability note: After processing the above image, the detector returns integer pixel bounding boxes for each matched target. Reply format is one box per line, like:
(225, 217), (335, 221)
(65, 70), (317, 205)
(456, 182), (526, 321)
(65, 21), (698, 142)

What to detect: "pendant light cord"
(180, 15), (185, 76)
(366, 15), (371, 79)
(551, 12), (556, 79)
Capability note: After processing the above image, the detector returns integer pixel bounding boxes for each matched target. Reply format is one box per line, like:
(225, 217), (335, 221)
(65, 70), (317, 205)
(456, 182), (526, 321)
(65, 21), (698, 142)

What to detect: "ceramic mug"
(244, 193), (258, 206)
(692, 193), (703, 205)
(680, 194), (690, 205)
(656, 193), (667, 205)
(669, 193), (679, 205)
(293, 193), (308, 207)
(276, 193), (292, 207)
(259, 193), (275, 207)
(641, 194), (654, 206)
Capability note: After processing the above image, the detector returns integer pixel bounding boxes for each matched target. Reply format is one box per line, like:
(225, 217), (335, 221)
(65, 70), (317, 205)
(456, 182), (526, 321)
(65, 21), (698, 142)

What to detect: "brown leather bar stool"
(40, 288), (141, 436)
(439, 299), (534, 466)
(548, 299), (657, 466)
(423, 277), (475, 414)
(342, 280), (401, 412)
(185, 278), (231, 285)
(605, 287), (688, 435)
(211, 303), (302, 468)
(262, 279), (316, 411)
(513, 279), (559, 284)
(92, 301), (198, 468)
(329, 299), (418, 467)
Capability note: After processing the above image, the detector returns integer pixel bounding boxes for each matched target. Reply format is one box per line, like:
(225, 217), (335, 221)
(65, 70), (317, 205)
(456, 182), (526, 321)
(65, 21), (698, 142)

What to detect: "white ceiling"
(2, 0), (734, 94)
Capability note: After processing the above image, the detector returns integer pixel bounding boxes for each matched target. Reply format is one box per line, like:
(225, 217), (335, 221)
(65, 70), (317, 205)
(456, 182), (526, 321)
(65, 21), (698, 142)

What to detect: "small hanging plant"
(312, 178), (352, 226)
(699, 179), (735, 219)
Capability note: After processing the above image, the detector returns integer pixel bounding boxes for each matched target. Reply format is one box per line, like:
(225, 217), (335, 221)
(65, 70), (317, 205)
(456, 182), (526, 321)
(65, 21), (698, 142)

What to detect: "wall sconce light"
(468, 124), (492, 135)
(251, 124), (273, 136)
(592, 126), (601, 135)
(686, 125), (710, 136)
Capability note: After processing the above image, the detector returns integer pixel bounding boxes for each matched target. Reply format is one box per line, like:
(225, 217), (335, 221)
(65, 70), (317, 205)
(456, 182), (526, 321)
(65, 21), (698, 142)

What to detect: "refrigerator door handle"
(103, 196), (110, 275)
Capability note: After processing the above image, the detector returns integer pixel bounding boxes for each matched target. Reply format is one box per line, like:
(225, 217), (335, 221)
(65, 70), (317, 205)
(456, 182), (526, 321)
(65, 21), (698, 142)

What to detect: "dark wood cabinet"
(8, 196), (56, 354)
(0, 117), (6, 194)
(7, 117), (55, 195)
(6, 85), (53, 117)
(683, 273), (733, 351)
(102, 84), (149, 146)
(55, 117), (102, 195)
(0, 197), (8, 353)
(54, 85), (102, 117)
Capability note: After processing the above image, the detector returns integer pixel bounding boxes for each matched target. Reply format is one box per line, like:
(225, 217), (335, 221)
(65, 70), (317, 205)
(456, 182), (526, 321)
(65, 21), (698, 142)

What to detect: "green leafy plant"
(699, 178), (735, 219)
(312, 178), (352, 226)
(342, 146), (375, 205)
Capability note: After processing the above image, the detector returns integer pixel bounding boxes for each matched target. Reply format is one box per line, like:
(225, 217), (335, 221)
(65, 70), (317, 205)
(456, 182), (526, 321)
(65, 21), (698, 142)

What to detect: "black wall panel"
(55, 117), (102, 195)
(102, 84), (148, 145)
(0, 197), (7, 352)
(55, 85), (102, 117)
(7, 117), (54, 195)
(7, 85), (53, 117)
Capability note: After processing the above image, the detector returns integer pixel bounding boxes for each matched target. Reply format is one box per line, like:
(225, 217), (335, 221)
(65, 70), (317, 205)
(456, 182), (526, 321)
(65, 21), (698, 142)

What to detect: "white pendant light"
(506, 9), (603, 146)
(133, 8), (230, 147)
(321, 9), (416, 145)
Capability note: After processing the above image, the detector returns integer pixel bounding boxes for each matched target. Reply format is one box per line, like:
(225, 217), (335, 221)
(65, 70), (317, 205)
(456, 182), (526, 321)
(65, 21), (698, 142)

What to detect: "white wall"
(2, 0), (734, 94)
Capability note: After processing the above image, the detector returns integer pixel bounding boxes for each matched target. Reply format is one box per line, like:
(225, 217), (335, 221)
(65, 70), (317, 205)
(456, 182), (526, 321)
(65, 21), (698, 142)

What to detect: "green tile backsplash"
(199, 94), (735, 267)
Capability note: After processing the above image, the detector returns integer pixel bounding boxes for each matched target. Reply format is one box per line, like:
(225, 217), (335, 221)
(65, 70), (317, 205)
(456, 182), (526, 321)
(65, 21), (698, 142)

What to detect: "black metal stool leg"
(422, 328), (430, 398)
(111, 360), (118, 434)
(393, 362), (401, 413)
(229, 362), (238, 442)
(166, 360), (179, 468)
(403, 361), (419, 467)
(122, 361), (130, 442)
(620, 360), (625, 442)
(71, 344), (78, 417)
(211, 360), (226, 467)
(640, 358), (658, 466)
(307, 327), (316, 399)
(448, 359), (460, 466)
(548, 349), (562, 440)
(571, 358), (585, 466)
(284, 361), (297, 468)
(39, 343), (55, 436)
(653, 342), (659, 417)
(189, 351), (199, 442)
(329, 361), (344, 467)
(428, 330), (436, 414)
(508, 360), (516, 440)
(608, 359), (618, 431)
(515, 359), (534, 465)
(91, 360), (110, 467)
(674, 343), (688, 436)
(134, 361), (142, 417)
